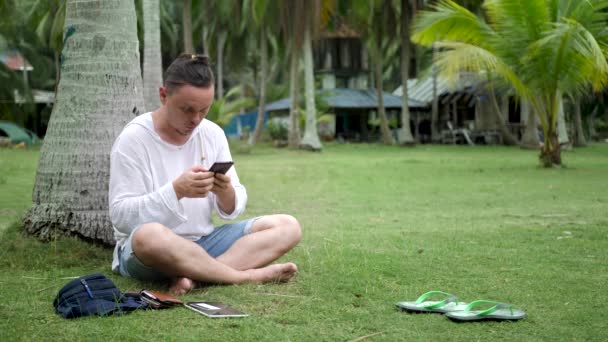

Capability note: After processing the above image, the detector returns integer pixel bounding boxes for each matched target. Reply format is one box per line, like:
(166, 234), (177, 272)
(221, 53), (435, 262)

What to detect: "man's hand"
(211, 172), (236, 214)
(211, 173), (232, 195)
(172, 166), (215, 200)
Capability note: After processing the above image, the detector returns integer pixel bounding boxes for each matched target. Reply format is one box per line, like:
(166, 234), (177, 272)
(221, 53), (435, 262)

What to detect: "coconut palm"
(24, 0), (144, 244)
(281, 1), (307, 148)
(193, 0), (245, 99)
(346, 0), (396, 145)
(248, 0), (275, 145)
(398, 0), (416, 145)
(412, 0), (608, 167)
(142, 0), (162, 110)
(182, 0), (194, 53)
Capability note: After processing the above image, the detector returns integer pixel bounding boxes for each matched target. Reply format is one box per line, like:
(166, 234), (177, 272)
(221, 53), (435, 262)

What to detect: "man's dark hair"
(164, 53), (215, 94)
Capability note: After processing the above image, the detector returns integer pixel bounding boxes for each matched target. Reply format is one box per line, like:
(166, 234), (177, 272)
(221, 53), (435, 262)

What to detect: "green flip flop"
(444, 300), (526, 321)
(396, 291), (469, 313)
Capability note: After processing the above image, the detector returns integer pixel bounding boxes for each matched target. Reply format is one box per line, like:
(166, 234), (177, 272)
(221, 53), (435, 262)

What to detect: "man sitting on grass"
(109, 54), (301, 294)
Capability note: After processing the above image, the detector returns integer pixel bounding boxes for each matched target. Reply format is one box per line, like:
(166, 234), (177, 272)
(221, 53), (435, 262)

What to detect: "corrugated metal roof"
(393, 74), (481, 105)
(265, 88), (426, 112)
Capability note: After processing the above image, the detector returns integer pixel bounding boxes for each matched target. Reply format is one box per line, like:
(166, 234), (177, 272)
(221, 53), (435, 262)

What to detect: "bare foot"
(169, 277), (195, 295)
(247, 263), (298, 284)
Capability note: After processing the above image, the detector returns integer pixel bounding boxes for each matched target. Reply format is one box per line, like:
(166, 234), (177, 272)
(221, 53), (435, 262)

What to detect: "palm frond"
(434, 41), (528, 98)
(412, 0), (493, 47)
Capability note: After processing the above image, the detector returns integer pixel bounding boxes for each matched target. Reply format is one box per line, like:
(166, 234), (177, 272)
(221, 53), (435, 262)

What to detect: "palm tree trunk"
(572, 96), (586, 147)
(398, 0), (415, 145)
(216, 31), (227, 99)
(54, 51), (60, 93)
(200, 26), (209, 54)
(251, 28), (268, 145)
(143, 0), (162, 111)
(182, 0), (193, 53)
(556, 94), (569, 146)
(431, 42), (440, 142)
(299, 22), (322, 151)
(23, 0), (144, 244)
(538, 93), (562, 167)
(372, 39), (394, 144)
(288, 44), (301, 148)
(520, 98), (539, 149)
(540, 128), (561, 167)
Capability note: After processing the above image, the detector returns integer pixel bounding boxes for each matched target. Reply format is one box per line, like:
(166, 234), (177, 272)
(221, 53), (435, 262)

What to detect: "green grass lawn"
(1, 143), (607, 341)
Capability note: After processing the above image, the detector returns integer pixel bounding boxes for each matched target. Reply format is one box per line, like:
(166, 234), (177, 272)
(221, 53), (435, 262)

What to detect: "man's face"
(160, 84), (214, 137)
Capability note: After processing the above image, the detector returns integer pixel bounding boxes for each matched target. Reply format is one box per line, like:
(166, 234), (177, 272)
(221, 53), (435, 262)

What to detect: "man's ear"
(159, 86), (168, 105)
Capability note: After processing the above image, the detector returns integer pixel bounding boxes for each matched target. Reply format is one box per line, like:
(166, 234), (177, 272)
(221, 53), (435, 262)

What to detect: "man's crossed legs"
(118, 214), (302, 294)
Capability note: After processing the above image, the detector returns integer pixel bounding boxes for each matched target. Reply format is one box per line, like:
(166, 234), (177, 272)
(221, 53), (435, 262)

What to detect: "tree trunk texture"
(201, 26), (209, 55)
(431, 43), (440, 142)
(182, 0), (193, 53)
(520, 98), (540, 149)
(398, 0), (415, 145)
(539, 130), (561, 167)
(299, 24), (322, 151)
(23, 0), (144, 244)
(372, 40), (394, 145)
(54, 51), (61, 92)
(556, 94), (570, 146)
(288, 44), (301, 148)
(142, 0), (162, 111)
(252, 28), (267, 145)
(216, 31), (227, 99)
(572, 97), (586, 147)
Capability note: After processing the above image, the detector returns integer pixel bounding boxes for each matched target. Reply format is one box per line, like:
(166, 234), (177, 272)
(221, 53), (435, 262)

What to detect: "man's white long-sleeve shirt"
(109, 112), (247, 272)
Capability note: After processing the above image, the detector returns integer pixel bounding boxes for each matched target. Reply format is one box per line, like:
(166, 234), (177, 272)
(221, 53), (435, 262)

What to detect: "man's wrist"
(216, 185), (236, 213)
(172, 180), (183, 200)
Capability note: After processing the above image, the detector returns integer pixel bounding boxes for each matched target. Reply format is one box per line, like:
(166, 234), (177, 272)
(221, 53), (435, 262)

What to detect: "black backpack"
(53, 273), (149, 319)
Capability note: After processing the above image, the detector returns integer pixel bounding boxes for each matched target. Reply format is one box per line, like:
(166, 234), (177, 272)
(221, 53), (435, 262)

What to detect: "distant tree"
(182, 0), (194, 53)
(24, 0), (144, 244)
(299, 0), (323, 151)
(346, 0), (395, 145)
(143, 0), (162, 110)
(281, 1), (306, 148)
(249, 0), (277, 145)
(412, 0), (608, 167)
(398, 0), (416, 145)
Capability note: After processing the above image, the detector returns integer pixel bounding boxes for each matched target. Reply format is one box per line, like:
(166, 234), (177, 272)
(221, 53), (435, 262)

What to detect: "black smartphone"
(209, 161), (234, 174)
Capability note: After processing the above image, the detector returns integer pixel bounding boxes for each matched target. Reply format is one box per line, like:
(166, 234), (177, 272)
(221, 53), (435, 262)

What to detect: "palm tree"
(143, 0), (162, 110)
(412, 0), (608, 167)
(299, 1), (323, 151)
(346, 0), (395, 145)
(182, 0), (194, 53)
(398, 0), (416, 145)
(23, 0), (144, 244)
(193, 0), (244, 99)
(281, 1), (306, 148)
(249, 0), (275, 145)
(572, 96), (586, 147)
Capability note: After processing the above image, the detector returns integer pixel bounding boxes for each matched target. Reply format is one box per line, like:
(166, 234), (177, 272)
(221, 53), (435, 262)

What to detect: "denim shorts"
(117, 218), (259, 282)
